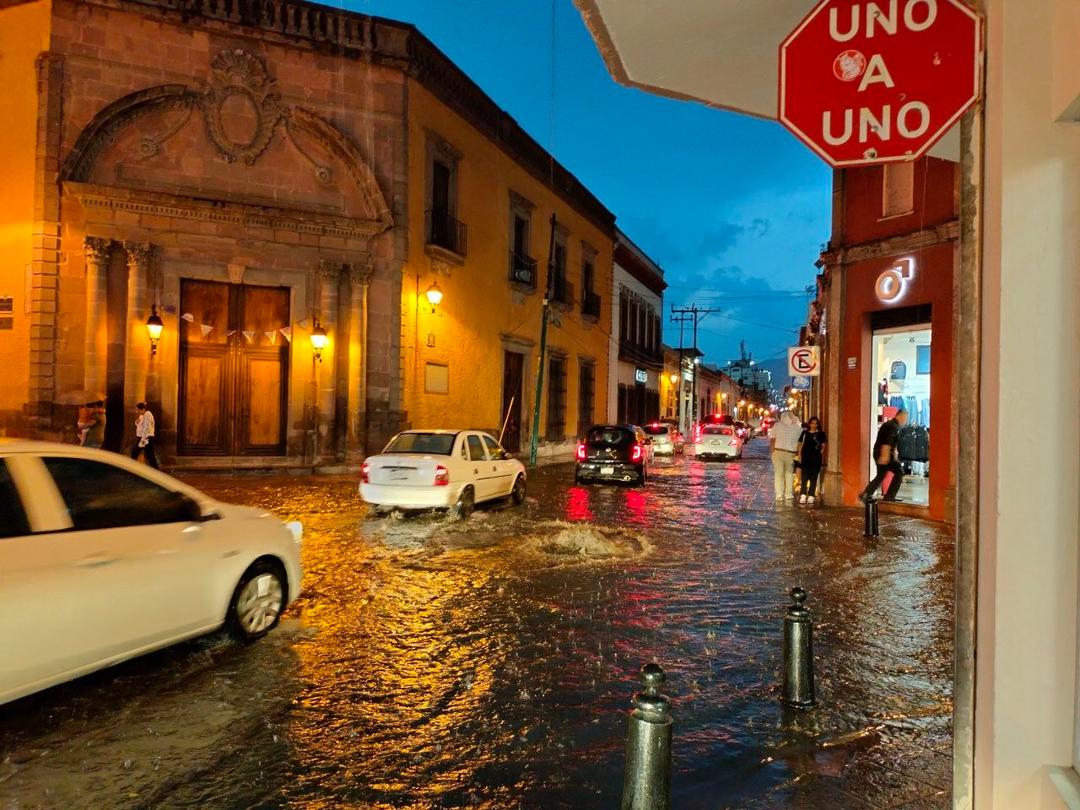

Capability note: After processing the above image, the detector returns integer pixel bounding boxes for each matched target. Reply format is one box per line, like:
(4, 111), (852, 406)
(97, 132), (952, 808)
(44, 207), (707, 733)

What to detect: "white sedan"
(0, 440), (303, 706)
(694, 423), (744, 460)
(360, 430), (527, 517)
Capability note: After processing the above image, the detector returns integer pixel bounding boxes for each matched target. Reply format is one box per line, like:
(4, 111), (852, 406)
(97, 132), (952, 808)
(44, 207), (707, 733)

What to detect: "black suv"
(574, 425), (649, 486)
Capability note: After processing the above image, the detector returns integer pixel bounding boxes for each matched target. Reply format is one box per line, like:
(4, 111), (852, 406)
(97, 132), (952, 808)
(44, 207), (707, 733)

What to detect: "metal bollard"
(863, 497), (879, 538)
(782, 588), (816, 709)
(621, 663), (673, 810)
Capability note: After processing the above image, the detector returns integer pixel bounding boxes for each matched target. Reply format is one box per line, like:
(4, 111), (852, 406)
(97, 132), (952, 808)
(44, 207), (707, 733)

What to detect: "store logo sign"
(635, 368), (648, 384)
(875, 258), (915, 303)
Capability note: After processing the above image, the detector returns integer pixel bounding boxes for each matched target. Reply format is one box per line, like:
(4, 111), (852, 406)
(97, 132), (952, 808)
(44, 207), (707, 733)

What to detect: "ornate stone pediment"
(61, 49), (393, 233)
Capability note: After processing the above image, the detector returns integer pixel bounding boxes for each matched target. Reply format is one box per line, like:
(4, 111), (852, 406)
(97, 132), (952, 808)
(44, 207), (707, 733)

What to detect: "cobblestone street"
(0, 439), (953, 809)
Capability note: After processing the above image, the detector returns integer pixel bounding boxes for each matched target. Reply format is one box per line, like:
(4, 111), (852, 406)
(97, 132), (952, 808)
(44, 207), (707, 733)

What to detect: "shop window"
(882, 162), (914, 218)
(546, 356), (567, 440)
(870, 326), (932, 506)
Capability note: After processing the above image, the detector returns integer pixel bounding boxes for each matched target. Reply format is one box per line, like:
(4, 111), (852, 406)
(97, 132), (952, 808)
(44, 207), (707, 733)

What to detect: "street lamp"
(425, 279), (444, 312)
(145, 305), (164, 356)
(669, 373), (678, 384)
(310, 320), (328, 363)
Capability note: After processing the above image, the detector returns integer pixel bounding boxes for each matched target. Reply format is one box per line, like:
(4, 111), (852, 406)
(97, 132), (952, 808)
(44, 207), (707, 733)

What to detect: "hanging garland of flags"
(180, 313), (304, 344)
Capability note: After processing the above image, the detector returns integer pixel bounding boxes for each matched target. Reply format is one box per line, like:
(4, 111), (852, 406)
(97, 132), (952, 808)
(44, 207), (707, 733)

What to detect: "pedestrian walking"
(82, 400), (106, 448)
(770, 410), (802, 504)
(796, 416), (827, 505)
(860, 409), (908, 502)
(131, 402), (159, 469)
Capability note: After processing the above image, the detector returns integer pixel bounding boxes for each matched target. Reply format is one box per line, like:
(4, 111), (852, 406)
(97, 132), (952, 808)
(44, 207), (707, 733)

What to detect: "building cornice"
(80, 0), (616, 236)
(819, 219), (960, 267)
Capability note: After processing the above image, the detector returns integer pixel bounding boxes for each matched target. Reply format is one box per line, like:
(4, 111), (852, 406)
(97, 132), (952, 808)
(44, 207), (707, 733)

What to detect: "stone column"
(348, 259), (374, 456)
(123, 242), (153, 418)
(83, 237), (111, 396)
(316, 260), (341, 461)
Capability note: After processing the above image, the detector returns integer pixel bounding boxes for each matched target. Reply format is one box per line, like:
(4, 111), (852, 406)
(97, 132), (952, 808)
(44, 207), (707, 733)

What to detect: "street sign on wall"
(779, 0), (982, 166)
(788, 346), (821, 377)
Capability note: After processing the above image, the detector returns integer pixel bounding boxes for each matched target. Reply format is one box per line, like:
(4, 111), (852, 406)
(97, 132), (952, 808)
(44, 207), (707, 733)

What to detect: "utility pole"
(670, 309), (690, 434)
(529, 214), (557, 467)
(670, 304), (721, 431)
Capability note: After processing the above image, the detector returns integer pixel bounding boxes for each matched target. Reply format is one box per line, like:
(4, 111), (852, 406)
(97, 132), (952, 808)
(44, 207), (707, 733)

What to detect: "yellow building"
(400, 74), (616, 456)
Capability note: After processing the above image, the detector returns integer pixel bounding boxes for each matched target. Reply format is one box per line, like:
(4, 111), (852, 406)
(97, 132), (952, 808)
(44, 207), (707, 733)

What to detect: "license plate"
(601, 466), (615, 475)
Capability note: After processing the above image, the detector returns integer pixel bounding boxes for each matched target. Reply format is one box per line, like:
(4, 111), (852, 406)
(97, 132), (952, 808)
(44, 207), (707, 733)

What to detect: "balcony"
(508, 250), (538, 289)
(619, 339), (664, 368)
(551, 276), (574, 306)
(425, 208), (467, 260)
(582, 289), (601, 319)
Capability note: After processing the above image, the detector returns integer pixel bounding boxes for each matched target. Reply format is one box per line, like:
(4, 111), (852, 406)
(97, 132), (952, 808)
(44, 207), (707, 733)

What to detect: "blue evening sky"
(348, 0), (832, 380)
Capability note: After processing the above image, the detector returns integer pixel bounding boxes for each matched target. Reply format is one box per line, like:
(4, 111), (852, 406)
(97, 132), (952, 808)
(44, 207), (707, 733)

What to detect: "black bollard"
(782, 588), (816, 709)
(863, 497), (879, 538)
(621, 663), (673, 810)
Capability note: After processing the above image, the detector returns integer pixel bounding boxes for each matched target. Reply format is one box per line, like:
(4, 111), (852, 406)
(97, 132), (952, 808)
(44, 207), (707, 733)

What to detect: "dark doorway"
(103, 247), (127, 452)
(501, 350), (524, 452)
(178, 280), (289, 456)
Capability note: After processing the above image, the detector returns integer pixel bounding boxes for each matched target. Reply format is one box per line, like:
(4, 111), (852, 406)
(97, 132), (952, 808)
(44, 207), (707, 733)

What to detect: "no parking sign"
(788, 346), (821, 377)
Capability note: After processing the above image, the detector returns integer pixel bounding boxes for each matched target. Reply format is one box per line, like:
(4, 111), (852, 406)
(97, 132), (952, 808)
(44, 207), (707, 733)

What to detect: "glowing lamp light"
(669, 373), (679, 384)
(310, 320), (329, 362)
(145, 305), (164, 355)
(425, 280), (444, 311)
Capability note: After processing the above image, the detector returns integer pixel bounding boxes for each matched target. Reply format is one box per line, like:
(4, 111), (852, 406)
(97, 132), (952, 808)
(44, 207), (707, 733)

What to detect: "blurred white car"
(642, 422), (684, 456)
(0, 440), (303, 706)
(360, 430), (527, 517)
(694, 423), (743, 460)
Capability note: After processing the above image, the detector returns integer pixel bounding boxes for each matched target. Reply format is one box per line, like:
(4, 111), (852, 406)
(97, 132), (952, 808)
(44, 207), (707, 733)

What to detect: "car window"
(702, 425), (733, 436)
(0, 460), (31, 538)
(384, 432), (456, 455)
(642, 425), (669, 436)
(42, 457), (198, 531)
(466, 434), (487, 461)
(586, 428), (632, 446)
(482, 435), (503, 458)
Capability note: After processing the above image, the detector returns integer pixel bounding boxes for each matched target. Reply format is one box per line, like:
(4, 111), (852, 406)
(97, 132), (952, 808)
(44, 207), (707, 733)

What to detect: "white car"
(360, 430), (527, 517)
(0, 440), (303, 706)
(642, 422), (684, 456)
(694, 423), (744, 460)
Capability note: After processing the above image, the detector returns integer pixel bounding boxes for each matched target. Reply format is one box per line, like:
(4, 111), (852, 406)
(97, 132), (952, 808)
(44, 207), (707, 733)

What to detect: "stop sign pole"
(779, 0), (983, 166)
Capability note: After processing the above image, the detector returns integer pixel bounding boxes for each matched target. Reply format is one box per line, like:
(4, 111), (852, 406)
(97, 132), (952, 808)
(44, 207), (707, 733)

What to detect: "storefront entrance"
(177, 280), (290, 456)
(501, 350), (524, 452)
(870, 324), (931, 506)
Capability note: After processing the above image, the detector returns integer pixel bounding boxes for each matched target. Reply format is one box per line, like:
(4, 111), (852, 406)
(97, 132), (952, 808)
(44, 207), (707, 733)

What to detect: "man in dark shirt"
(860, 409), (909, 502)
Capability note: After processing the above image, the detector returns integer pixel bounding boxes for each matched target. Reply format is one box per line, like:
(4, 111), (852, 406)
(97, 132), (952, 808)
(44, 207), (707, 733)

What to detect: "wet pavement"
(0, 440), (954, 809)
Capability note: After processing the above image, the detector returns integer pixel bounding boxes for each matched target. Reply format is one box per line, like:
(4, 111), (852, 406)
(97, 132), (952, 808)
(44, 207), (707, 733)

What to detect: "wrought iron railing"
(582, 289), (601, 319)
(426, 208), (467, 257)
(508, 250), (537, 288)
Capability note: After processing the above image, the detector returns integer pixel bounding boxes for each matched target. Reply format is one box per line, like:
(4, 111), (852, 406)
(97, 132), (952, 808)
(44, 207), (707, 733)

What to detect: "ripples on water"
(0, 443), (954, 809)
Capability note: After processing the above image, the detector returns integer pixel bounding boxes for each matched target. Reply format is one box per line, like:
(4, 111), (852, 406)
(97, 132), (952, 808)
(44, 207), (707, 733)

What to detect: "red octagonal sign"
(779, 0), (982, 166)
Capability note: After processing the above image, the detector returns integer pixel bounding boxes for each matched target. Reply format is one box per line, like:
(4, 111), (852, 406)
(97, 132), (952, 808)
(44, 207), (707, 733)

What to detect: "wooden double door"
(178, 280), (290, 456)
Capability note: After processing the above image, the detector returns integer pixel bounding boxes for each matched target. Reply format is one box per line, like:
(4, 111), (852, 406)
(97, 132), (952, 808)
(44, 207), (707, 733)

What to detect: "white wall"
(978, 0), (1080, 806)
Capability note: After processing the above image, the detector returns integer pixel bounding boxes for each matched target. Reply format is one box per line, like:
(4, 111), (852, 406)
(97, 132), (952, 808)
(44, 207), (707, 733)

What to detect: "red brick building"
(810, 157), (959, 521)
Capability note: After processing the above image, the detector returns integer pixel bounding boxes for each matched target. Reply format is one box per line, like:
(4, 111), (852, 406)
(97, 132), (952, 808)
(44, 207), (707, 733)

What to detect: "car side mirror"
(500, 450), (514, 460)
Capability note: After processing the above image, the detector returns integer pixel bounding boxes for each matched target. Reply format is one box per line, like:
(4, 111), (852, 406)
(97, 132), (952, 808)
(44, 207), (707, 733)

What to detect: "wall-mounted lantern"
(424, 279), (444, 313)
(310, 320), (328, 363)
(145, 305), (164, 356)
(669, 373), (678, 385)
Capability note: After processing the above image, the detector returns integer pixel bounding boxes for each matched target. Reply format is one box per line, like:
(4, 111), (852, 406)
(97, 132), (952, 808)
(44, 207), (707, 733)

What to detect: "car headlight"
(286, 520), (303, 544)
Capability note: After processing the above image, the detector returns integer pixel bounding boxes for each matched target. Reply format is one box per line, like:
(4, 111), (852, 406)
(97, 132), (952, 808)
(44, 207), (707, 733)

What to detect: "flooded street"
(0, 440), (953, 809)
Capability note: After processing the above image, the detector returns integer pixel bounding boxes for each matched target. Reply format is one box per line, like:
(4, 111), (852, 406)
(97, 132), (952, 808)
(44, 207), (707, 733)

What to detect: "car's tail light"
(434, 465), (450, 486)
(631, 443), (643, 462)
(360, 462), (370, 484)
(576, 442), (587, 461)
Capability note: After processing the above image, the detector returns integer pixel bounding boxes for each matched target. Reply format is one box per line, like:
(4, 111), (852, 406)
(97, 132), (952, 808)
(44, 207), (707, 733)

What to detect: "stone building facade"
(0, 0), (616, 467)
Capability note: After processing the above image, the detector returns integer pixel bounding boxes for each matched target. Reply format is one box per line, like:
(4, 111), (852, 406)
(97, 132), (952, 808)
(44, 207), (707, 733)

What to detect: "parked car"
(575, 424), (651, 485)
(0, 440), (303, 707)
(694, 423), (743, 460)
(360, 430), (526, 518)
(643, 422), (684, 455)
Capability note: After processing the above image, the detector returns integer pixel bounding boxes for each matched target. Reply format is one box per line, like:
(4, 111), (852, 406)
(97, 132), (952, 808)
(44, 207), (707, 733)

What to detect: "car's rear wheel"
(635, 467), (647, 487)
(227, 560), (285, 642)
(511, 475), (526, 505)
(451, 486), (475, 519)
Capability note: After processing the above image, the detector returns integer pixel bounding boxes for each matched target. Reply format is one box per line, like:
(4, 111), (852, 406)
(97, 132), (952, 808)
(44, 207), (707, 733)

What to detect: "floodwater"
(0, 440), (954, 809)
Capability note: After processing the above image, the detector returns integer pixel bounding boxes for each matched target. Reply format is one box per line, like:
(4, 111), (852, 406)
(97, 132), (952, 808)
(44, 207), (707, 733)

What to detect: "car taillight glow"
(576, 442), (587, 461)
(434, 465), (450, 486)
(631, 443), (643, 462)
(360, 462), (370, 484)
